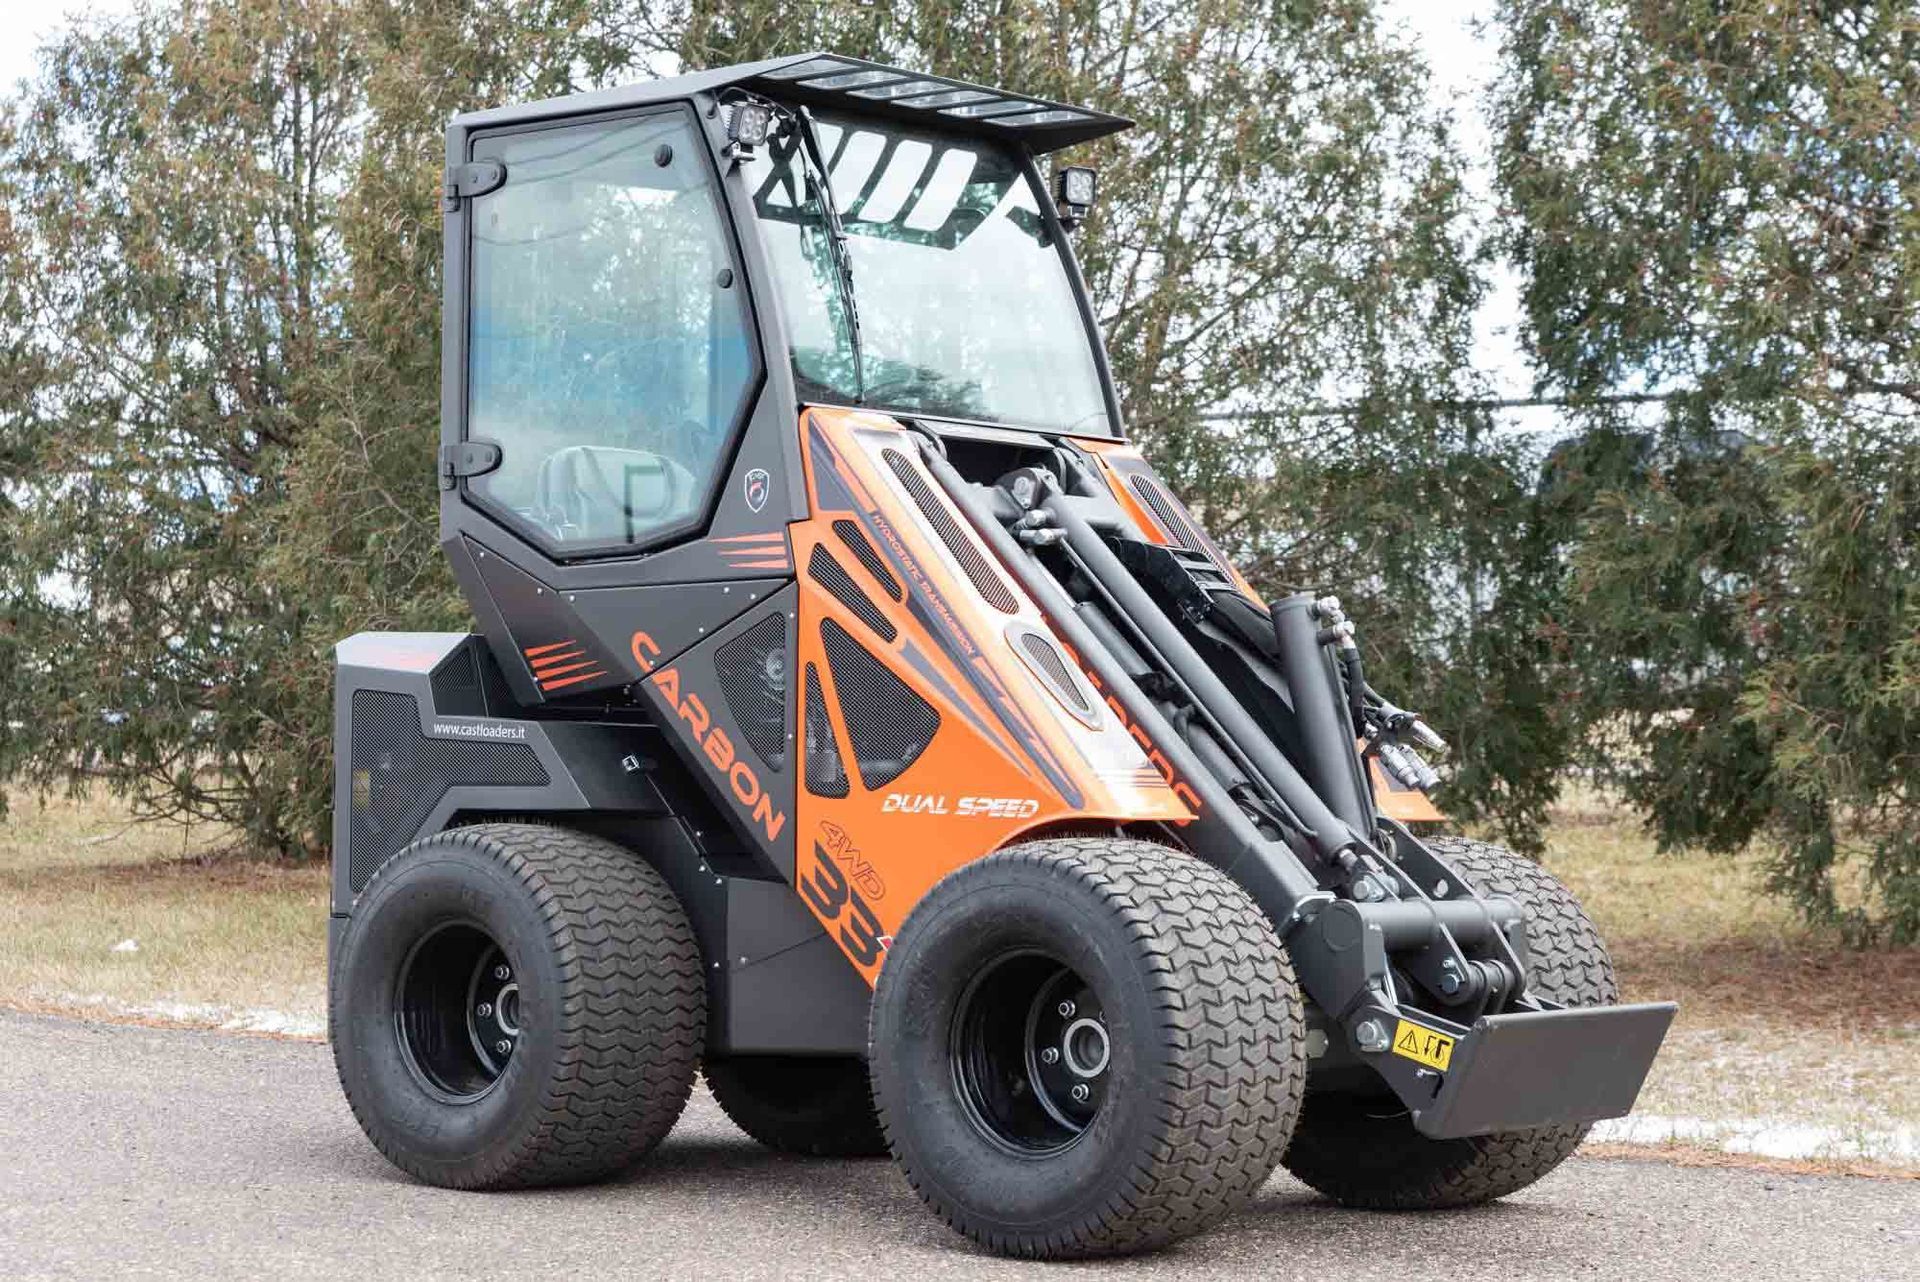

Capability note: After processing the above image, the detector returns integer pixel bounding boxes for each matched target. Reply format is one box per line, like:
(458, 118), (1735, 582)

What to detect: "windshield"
(744, 109), (1112, 434)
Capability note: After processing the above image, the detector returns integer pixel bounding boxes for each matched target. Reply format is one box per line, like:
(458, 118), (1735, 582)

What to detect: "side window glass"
(466, 112), (753, 551)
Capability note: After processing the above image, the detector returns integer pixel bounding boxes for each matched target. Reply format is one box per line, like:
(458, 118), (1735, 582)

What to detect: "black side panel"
(453, 534), (791, 709)
(820, 617), (940, 791)
(568, 574), (790, 682)
(720, 877), (870, 1054)
(346, 690), (549, 894)
(331, 632), (670, 917)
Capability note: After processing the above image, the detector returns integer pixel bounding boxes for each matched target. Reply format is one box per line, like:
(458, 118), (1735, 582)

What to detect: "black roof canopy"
(453, 52), (1133, 154)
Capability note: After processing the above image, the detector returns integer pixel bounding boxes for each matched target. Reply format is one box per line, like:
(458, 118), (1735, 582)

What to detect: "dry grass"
(0, 788), (329, 1028)
(1527, 793), (1919, 1164)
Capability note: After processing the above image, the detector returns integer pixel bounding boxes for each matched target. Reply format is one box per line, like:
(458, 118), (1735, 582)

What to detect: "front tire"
(1281, 836), (1618, 1209)
(869, 837), (1306, 1259)
(329, 822), (706, 1189)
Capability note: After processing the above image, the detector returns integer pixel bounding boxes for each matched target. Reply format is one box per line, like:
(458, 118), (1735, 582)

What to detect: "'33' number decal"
(800, 841), (887, 967)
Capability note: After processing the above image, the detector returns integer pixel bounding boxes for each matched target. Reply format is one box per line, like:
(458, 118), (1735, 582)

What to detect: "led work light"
(1053, 165), (1098, 228)
(729, 100), (776, 148)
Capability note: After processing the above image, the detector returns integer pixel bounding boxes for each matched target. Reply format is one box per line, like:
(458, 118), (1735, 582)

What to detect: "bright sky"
(0, 1), (133, 90)
(1, 0), (1539, 412)
(1382, 0), (1541, 411)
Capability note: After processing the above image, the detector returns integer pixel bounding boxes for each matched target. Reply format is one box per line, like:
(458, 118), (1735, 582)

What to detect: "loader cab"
(436, 53), (1132, 710)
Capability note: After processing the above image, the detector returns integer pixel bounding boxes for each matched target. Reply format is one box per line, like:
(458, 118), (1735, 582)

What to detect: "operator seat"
(532, 445), (698, 544)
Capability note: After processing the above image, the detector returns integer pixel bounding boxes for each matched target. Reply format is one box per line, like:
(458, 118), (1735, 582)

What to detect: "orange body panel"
(790, 409), (1191, 983)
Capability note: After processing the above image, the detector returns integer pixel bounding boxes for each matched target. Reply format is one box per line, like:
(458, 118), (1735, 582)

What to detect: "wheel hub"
(396, 922), (524, 1102)
(952, 951), (1111, 1154)
(1022, 972), (1108, 1130)
(465, 947), (521, 1073)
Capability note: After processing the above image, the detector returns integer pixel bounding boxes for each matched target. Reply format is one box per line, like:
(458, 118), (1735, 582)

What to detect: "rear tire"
(1281, 836), (1617, 1209)
(329, 822), (706, 1189)
(705, 1055), (887, 1157)
(869, 837), (1306, 1259)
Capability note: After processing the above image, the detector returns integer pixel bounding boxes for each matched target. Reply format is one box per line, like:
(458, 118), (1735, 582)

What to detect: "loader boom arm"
(916, 433), (1674, 1138)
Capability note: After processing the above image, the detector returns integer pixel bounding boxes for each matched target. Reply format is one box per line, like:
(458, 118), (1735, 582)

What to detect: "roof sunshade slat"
(452, 52), (1133, 157)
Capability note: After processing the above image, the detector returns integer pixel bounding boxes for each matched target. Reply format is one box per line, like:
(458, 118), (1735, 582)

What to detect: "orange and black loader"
(327, 53), (1675, 1259)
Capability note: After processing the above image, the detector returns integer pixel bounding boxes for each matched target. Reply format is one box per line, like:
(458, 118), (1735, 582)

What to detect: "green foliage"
(0, 0), (649, 853)
(1493, 0), (1920, 938)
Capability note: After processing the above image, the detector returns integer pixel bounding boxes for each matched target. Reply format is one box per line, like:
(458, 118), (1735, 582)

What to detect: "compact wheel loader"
(328, 52), (1675, 1258)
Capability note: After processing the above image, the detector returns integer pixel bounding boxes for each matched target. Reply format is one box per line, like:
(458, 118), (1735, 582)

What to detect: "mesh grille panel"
(714, 614), (789, 770)
(346, 690), (547, 894)
(882, 448), (1018, 614)
(1130, 474), (1237, 582)
(809, 544), (897, 642)
(821, 617), (940, 791)
(833, 518), (903, 601)
(429, 647), (485, 716)
(1131, 473), (1196, 547)
(1020, 630), (1096, 719)
(803, 663), (850, 798)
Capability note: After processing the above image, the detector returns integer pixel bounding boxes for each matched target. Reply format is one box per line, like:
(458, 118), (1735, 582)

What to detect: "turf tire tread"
(873, 837), (1307, 1258)
(331, 822), (705, 1190)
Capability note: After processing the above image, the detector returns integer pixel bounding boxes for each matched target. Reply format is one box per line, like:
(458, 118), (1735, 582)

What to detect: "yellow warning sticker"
(1392, 1020), (1454, 1072)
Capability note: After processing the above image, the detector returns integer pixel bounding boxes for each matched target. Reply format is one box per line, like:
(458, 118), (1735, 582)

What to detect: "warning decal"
(1392, 1019), (1454, 1072)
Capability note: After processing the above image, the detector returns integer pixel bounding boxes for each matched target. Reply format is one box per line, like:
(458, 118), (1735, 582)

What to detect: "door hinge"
(443, 159), (506, 212)
(439, 441), (502, 490)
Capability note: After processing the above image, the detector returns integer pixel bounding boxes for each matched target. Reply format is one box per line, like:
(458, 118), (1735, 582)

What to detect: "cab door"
(440, 104), (798, 709)
(460, 106), (756, 559)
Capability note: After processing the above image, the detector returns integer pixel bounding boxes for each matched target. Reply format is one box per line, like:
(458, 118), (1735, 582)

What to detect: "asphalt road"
(1, 1010), (1914, 1281)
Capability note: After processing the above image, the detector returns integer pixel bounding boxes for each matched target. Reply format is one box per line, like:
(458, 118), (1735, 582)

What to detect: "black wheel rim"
(951, 950), (1110, 1155)
(395, 921), (522, 1103)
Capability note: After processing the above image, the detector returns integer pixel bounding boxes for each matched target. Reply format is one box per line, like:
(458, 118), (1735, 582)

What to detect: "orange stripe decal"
(531, 659), (599, 681)
(539, 669), (607, 691)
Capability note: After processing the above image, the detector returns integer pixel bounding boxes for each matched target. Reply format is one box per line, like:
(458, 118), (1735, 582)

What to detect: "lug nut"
(493, 965), (511, 981)
(494, 1039), (511, 1054)
(1057, 1000), (1076, 1018)
(476, 1002), (493, 1017)
(1040, 1047), (1060, 1065)
(1354, 1018), (1389, 1053)
(1070, 1083), (1090, 1102)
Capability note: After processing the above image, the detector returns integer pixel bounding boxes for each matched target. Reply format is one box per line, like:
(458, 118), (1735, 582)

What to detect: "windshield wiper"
(792, 105), (865, 403)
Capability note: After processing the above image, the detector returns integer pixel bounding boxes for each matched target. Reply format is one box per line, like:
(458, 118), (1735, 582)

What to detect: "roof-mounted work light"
(723, 98), (779, 165)
(1053, 165), (1098, 229)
